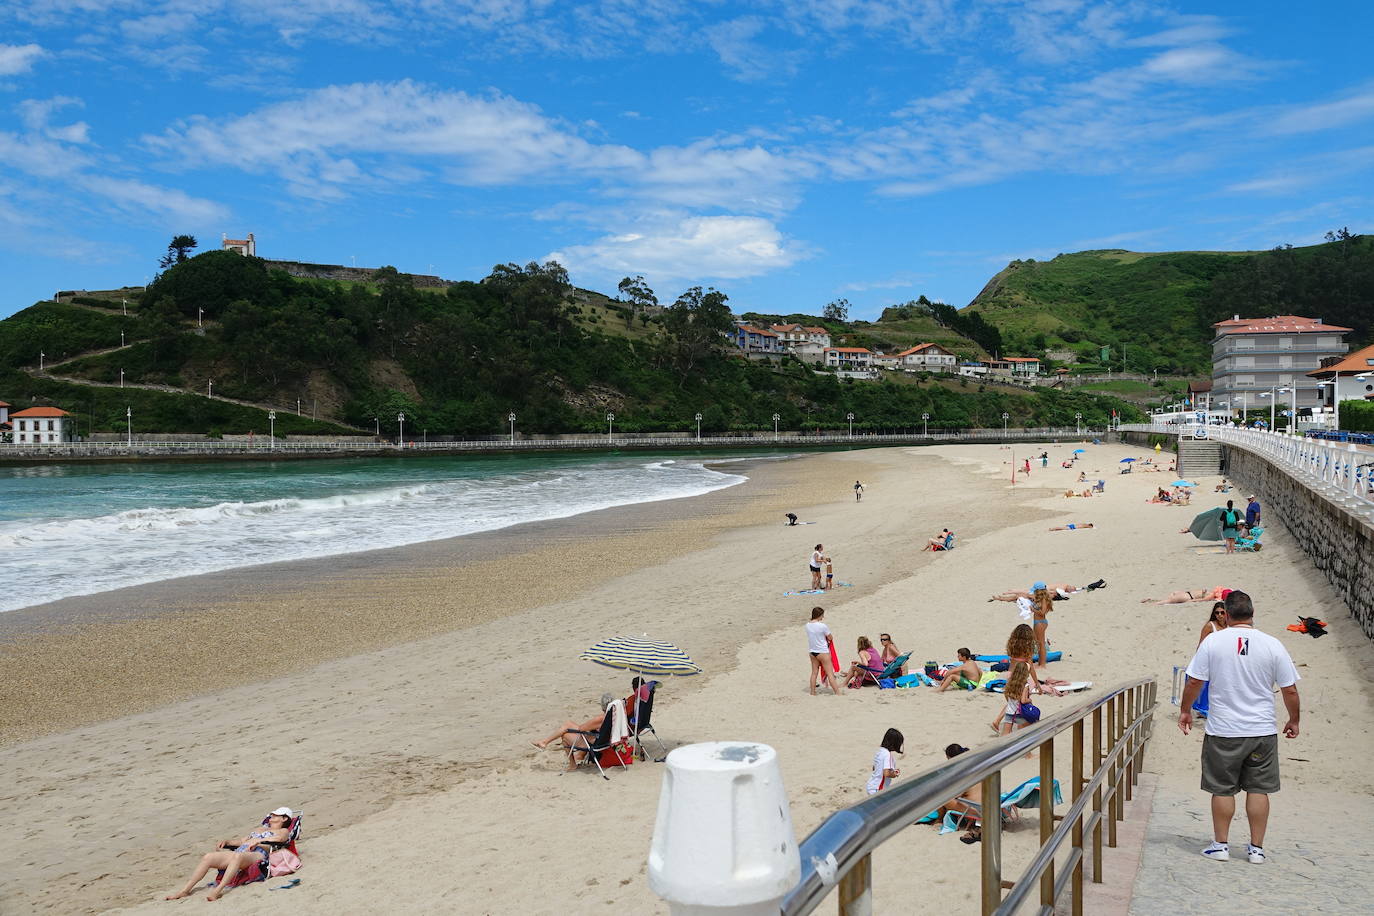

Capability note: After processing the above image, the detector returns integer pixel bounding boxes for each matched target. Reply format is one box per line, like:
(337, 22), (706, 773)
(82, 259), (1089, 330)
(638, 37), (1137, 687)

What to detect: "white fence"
(1120, 423), (1374, 511)
(0, 427), (1098, 458)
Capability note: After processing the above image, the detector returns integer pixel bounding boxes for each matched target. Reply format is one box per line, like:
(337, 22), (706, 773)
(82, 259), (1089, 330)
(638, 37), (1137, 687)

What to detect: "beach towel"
(921, 777), (1065, 833)
(974, 650), (1062, 664)
(828, 641), (842, 678)
(895, 673), (931, 688)
(605, 698), (629, 745)
(1015, 596), (1033, 620)
(782, 583), (853, 597)
(1287, 617), (1328, 638)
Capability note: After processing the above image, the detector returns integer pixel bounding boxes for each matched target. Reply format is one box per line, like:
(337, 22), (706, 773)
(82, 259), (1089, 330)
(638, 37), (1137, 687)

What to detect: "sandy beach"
(3, 442), (1372, 915)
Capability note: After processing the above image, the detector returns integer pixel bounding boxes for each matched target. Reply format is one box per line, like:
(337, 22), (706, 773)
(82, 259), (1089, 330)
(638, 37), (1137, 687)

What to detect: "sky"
(2, 1), (1373, 322)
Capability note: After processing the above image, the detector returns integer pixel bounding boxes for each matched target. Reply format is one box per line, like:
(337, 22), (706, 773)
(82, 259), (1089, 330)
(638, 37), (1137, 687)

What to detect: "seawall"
(1121, 429), (1374, 638)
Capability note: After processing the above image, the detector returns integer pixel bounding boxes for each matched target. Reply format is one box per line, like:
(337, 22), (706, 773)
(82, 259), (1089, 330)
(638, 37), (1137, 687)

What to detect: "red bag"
(600, 743), (633, 767)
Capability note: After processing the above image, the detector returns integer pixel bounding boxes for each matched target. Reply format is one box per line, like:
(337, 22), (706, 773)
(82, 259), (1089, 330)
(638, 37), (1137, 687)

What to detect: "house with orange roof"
(730, 322), (780, 353)
(770, 323), (832, 349)
(222, 232), (256, 256)
(823, 346), (874, 369)
(1212, 314), (1350, 418)
(1308, 343), (1374, 416)
(1003, 356), (1041, 378)
(893, 342), (957, 372)
(9, 406), (74, 444)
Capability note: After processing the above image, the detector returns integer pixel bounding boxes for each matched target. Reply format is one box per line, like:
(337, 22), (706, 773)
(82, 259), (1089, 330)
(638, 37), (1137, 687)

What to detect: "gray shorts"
(1201, 734), (1280, 796)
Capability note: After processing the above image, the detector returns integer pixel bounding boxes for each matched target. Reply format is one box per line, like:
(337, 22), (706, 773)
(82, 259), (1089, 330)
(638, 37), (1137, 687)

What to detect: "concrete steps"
(1178, 440), (1222, 478)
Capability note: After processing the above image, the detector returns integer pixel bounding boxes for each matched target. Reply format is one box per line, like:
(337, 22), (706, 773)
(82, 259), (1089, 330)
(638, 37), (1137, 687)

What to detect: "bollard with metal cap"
(649, 742), (799, 915)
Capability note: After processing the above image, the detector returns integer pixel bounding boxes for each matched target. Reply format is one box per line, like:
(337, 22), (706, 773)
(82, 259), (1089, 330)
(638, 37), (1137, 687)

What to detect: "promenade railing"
(782, 677), (1157, 916)
(1119, 422), (1374, 510)
(0, 427), (1097, 458)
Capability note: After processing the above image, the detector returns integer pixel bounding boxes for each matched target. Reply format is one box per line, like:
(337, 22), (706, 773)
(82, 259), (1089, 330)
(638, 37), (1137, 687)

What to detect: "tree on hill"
(822, 298), (850, 322)
(617, 275), (658, 328)
(157, 235), (198, 269)
(143, 249), (271, 320)
(663, 286), (732, 375)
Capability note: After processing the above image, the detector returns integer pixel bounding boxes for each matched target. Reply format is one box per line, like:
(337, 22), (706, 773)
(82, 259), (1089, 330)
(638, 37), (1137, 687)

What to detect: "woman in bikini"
(989, 624), (1069, 732)
(1191, 602), (1228, 718)
(1029, 585), (1053, 672)
(1140, 586), (1230, 605)
(165, 809), (293, 901)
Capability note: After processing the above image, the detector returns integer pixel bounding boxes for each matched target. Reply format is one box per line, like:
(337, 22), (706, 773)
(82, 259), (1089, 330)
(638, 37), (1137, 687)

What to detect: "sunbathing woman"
(1140, 586), (1230, 605)
(989, 580), (1104, 602)
(533, 692), (618, 767)
(165, 808), (293, 901)
(1049, 522), (1094, 531)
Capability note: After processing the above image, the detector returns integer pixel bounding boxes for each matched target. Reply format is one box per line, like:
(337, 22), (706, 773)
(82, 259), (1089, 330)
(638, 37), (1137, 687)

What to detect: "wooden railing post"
(1039, 736), (1055, 909)
(1114, 694), (1127, 825)
(838, 854), (871, 916)
(1092, 706), (1104, 882)
(1106, 699), (1118, 849)
(1071, 720), (1085, 916)
(980, 769), (1003, 916)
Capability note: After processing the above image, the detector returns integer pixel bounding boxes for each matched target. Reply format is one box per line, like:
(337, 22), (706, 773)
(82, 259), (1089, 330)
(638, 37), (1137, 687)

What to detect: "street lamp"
(373, 417), (380, 438)
(397, 412), (405, 448)
(846, 412), (854, 438)
(39, 350), (44, 372)
(508, 412), (516, 444)
(1259, 389), (1276, 431)
(1075, 412), (1082, 435)
(922, 412), (930, 437)
(268, 410), (276, 448)
(119, 368), (124, 388)
(772, 412), (780, 441)
(197, 307), (203, 328)
(1279, 386), (1297, 434)
(120, 330), (125, 347)
(121, 298), (127, 316)
(296, 399), (301, 416)
(694, 412), (702, 442)
(606, 412), (615, 442)
(1002, 412), (1009, 435)
(126, 406), (132, 446)
(207, 379), (214, 398)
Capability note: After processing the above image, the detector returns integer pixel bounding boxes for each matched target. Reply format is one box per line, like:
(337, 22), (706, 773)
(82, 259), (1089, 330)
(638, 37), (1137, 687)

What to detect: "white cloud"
(1266, 87), (1374, 135)
(0, 43), (45, 76)
(548, 215), (805, 283)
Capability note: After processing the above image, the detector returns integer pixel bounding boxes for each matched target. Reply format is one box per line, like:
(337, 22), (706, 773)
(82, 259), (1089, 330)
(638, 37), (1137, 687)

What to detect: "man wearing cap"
(1178, 590), (1300, 865)
(1245, 495), (1261, 531)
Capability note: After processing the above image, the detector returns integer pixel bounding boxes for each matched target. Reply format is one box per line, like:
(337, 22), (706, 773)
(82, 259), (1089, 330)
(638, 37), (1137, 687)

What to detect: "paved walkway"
(1127, 783), (1372, 914)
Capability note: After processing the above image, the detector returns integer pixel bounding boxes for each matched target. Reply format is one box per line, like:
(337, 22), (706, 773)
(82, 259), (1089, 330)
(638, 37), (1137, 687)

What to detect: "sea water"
(0, 452), (755, 614)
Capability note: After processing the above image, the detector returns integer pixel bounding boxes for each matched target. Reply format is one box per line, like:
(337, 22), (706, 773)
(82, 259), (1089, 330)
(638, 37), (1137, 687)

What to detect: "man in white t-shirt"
(1179, 590), (1300, 865)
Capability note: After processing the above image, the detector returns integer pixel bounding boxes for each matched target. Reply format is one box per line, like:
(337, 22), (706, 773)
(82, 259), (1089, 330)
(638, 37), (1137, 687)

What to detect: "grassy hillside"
(965, 234), (1374, 374)
(0, 252), (1146, 436)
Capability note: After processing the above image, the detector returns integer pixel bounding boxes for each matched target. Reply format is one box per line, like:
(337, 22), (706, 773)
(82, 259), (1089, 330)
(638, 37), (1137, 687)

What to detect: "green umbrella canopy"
(1189, 507), (1226, 542)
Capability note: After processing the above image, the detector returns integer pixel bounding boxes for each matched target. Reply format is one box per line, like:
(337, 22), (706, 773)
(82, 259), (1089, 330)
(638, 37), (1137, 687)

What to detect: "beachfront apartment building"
(1308, 342), (1374, 415)
(730, 323), (780, 353)
(824, 347), (874, 369)
(1211, 315), (1350, 417)
(8, 406), (74, 443)
(894, 342), (958, 371)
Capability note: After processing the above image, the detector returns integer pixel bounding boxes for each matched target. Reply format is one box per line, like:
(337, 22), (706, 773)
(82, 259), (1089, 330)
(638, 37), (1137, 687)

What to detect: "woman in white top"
(810, 544), (825, 590)
(1191, 602), (1227, 718)
(866, 728), (904, 794)
(806, 607), (844, 696)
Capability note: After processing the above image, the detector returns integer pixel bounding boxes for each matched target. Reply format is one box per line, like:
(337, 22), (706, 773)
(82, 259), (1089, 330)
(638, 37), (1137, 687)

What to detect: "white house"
(894, 342), (957, 371)
(824, 347), (874, 369)
(873, 353), (900, 370)
(769, 323), (832, 349)
(9, 406), (74, 443)
(958, 362), (988, 378)
(791, 343), (828, 365)
(1308, 342), (1374, 419)
(222, 232), (257, 256)
(1004, 357), (1041, 377)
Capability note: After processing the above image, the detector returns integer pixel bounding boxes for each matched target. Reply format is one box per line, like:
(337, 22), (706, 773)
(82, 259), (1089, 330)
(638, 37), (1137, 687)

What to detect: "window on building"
(1234, 339), (1255, 349)
(19, 434), (25, 442)
(1278, 337), (1292, 349)
(47, 420), (55, 431)
(17, 420), (25, 431)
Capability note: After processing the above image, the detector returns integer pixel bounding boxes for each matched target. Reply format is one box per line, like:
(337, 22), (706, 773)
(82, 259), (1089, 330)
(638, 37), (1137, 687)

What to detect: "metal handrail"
(782, 677), (1157, 916)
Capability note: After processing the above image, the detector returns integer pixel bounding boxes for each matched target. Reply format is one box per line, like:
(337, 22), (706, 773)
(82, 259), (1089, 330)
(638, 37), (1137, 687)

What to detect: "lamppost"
(207, 379), (214, 398)
(922, 412), (930, 437)
(772, 412), (780, 441)
(1279, 386), (1297, 434)
(1259, 389), (1276, 431)
(39, 351), (44, 372)
(1075, 412), (1082, 435)
(268, 410), (276, 448)
(197, 307), (203, 328)
(1002, 412), (1009, 435)
(121, 298), (127, 316)
(1316, 382), (1335, 431)
(119, 369), (124, 388)
(694, 412), (702, 442)
(120, 330), (125, 347)
(846, 412), (854, 438)
(296, 399), (301, 416)
(126, 407), (132, 446)
(508, 412), (516, 444)
(606, 412), (615, 443)
(373, 417), (380, 438)
(397, 412), (405, 448)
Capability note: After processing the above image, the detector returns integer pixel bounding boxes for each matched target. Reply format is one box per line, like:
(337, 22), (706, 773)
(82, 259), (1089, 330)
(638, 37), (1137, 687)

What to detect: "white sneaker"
(1247, 844), (1265, 864)
(1201, 841), (1229, 861)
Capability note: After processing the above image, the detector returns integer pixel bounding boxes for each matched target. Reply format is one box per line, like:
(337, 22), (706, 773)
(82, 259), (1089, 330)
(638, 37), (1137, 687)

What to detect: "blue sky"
(2, 0), (1372, 321)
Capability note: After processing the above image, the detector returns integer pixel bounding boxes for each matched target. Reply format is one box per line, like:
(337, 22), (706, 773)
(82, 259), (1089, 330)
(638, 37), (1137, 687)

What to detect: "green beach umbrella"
(1189, 507), (1226, 542)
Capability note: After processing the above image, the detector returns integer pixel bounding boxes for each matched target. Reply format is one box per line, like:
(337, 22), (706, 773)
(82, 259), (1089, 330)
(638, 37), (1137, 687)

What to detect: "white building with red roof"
(1212, 314), (1350, 417)
(894, 342), (957, 371)
(770, 323), (832, 349)
(8, 406), (74, 444)
(1308, 342), (1374, 414)
(823, 346), (874, 369)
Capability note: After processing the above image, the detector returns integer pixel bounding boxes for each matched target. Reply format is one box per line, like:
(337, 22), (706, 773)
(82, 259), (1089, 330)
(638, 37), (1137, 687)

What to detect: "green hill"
(0, 251), (1145, 437)
(965, 234), (1374, 374)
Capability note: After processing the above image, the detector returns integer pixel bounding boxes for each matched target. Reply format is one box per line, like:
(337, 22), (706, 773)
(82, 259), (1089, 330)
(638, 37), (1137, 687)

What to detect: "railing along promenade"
(0, 427), (1097, 459)
(1119, 422), (1374, 511)
(782, 678), (1157, 916)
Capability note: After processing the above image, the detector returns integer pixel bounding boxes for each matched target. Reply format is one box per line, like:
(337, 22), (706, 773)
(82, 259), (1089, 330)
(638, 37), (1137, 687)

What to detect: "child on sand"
(823, 555), (835, 590)
(866, 728), (904, 794)
(806, 607), (844, 697)
(936, 648), (982, 692)
(998, 662), (1035, 736)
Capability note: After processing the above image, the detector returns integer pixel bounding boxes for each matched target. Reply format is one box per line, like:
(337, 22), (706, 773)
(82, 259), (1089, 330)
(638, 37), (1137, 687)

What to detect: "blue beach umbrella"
(1119, 457), (1137, 463)
(1072, 449), (1086, 454)
(1172, 479), (1196, 488)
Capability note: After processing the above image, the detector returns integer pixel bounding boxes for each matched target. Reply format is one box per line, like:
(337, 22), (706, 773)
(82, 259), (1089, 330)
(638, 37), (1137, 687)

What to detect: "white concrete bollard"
(649, 742), (800, 915)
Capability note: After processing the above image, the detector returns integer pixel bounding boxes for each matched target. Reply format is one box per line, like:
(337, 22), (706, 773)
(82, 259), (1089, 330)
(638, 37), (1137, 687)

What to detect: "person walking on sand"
(810, 544), (825, 590)
(854, 480), (864, 502)
(1179, 590), (1300, 865)
(1220, 500), (1242, 554)
(806, 607), (845, 696)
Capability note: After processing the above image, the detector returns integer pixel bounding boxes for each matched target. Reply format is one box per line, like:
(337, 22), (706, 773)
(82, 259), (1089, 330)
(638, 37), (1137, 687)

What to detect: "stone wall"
(1223, 445), (1374, 639)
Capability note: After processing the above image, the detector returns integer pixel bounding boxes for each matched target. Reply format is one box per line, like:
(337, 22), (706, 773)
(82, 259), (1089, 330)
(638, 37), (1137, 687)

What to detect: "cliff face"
(263, 260), (454, 289)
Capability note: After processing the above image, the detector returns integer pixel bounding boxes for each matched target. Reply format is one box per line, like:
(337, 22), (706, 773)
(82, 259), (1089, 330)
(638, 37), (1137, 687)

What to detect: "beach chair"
(212, 812), (302, 889)
(1092, 479), (1105, 493)
(565, 710), (630, 780)
(1236, 526), (1264, 551)
(923, 777), (1063, 835)
(932, 532), (956, 551)
(854, 653), (912, 688)
(630, 682), (667, 762)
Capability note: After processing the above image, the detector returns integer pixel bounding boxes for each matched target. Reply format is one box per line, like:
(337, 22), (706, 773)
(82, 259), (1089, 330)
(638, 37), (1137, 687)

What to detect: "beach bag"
(268, 849), (301, 877)
(878, 678), (896, 689)
(924, 661), (938, 677)
(894, 674), (923, 688)
(600, 743), (634, 767)
(991, 661), (1009, 673)
(1018, 702), (1042, 723)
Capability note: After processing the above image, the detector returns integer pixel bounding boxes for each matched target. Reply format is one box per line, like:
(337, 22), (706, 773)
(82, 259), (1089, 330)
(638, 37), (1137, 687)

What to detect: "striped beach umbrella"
(580, 635), (702, 676)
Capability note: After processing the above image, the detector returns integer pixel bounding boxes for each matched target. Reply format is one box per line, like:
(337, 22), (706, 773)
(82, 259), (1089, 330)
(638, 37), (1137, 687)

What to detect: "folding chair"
(565, 710), (630, 780)
(932, 532), (956, 551)
(630, 683), (668, 762)
(213, 812), (303, 889)
(853, 653), (911, 688)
